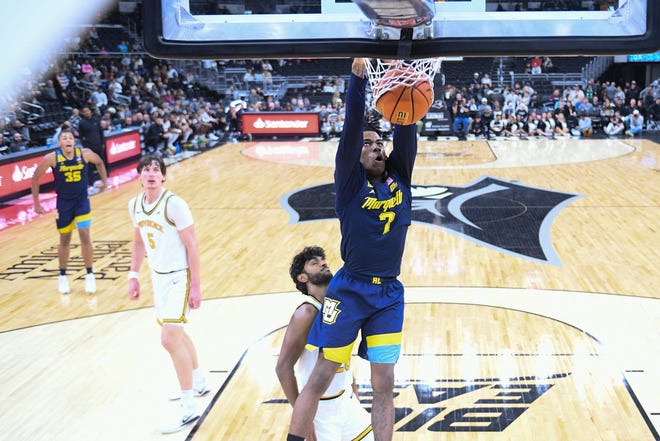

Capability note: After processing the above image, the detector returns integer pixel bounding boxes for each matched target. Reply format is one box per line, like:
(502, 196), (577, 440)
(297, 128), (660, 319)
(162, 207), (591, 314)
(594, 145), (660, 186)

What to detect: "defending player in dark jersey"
(32, 127), (107, 295)
(287, 58), (418, 441)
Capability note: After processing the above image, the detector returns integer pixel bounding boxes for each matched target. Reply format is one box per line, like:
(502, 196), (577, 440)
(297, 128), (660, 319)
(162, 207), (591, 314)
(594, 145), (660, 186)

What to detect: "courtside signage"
(105, 129), (141, 164)
(0, 157), (53, 198)
(242, 113), (320, 135)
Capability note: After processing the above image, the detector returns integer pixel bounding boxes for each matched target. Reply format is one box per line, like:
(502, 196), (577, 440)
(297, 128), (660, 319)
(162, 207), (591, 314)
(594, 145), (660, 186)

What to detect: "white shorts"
(314, 390), (373, 441)
(151, 269), (190, 326)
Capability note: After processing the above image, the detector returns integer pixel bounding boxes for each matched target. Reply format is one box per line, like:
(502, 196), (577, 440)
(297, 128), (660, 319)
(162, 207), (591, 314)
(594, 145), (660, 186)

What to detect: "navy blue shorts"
(56, 193), (91, 233)
(307, 267), (404, 364)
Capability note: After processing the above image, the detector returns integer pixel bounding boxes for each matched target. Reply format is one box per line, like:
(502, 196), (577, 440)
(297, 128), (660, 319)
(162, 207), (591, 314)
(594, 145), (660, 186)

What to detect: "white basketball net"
(364, 58), (443, 102)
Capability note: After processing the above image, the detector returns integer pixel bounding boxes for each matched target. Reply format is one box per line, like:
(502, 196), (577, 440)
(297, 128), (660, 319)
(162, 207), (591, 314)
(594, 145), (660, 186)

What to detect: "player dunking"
(287, 58), (418, 441)
(127, 155), (209, 434)
(32, 127), (107, 295)
(277, 246), (373, 441)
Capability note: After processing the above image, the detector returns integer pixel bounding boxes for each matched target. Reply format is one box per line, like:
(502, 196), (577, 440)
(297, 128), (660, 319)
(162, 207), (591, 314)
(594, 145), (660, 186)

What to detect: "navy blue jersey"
(52, 148), (88, 200)
(334, 74), (417, 278)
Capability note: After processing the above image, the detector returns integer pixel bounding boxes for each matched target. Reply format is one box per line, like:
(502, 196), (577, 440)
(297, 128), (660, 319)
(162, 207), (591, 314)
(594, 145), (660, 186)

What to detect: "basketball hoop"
(364, 58), (442, 103)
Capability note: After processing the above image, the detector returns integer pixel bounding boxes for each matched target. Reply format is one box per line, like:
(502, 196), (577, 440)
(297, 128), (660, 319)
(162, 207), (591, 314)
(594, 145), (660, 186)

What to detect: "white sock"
(193, 368), (205, 387)
(181, 389), (195, 413)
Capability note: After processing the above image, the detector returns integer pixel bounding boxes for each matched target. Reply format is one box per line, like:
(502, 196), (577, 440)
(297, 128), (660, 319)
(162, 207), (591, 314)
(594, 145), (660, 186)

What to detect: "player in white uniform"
(127, 155), (209, 434)
(277, 246), (373, 441)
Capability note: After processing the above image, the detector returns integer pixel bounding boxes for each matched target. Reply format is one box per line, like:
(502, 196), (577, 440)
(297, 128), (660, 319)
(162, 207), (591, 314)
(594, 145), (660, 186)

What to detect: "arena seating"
(0, 4), (650, 152)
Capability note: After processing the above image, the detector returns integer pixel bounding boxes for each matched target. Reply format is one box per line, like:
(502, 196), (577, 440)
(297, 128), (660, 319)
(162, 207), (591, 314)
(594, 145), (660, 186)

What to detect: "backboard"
(143, 0), (660, 60)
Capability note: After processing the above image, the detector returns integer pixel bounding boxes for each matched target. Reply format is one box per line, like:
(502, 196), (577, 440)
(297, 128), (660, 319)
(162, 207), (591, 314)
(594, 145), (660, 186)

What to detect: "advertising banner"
(242, 113), (320, 135)
(0, 156), (53, 199)
(105, 129), (141, 164)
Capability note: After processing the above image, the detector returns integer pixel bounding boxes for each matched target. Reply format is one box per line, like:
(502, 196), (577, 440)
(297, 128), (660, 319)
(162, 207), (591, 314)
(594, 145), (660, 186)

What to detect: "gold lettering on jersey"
(372, 277), (381, 285)
(361, 189), (403, 211)
(137, 219), (164, 232)
(57, 163), (84, 172)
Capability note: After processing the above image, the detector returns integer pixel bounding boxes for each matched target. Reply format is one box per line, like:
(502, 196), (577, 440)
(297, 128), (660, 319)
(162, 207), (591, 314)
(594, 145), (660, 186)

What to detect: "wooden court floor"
(0, 135), (658, 440)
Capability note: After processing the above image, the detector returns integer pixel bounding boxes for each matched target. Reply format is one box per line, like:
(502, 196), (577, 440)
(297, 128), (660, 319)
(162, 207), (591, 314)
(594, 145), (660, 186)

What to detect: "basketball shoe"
(160, 410), (200, 434)
(85, 273), (96, 294)
(58, 275), (70, 294)
(169, 384), (211, 401)
(161, 401), (200, 434)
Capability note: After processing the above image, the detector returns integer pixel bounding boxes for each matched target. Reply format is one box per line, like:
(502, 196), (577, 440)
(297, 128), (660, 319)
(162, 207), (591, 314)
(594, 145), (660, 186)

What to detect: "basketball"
(374, 67), (434, 126)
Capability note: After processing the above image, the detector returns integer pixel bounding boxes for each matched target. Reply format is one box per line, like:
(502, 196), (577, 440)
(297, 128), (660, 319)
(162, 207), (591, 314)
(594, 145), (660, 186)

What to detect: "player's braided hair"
(363, 119), (382, 136)
(365, 109), (383, 134)
(289, 246), (326, 295)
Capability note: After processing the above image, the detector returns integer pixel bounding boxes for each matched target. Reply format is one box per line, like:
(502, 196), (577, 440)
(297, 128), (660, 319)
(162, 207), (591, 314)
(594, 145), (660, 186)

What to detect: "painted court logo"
(264, 373), (568, 433)
(281, 175), (581, 265)
(359, 374), (565, 432)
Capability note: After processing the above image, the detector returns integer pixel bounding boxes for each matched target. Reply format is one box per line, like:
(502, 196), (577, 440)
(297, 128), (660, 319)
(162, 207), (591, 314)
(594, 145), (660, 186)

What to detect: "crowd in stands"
(0, 48), (237, 158)
(522, 56), (556, 75)
(0, 48), (356, 159)
(443, 73), (660, 140)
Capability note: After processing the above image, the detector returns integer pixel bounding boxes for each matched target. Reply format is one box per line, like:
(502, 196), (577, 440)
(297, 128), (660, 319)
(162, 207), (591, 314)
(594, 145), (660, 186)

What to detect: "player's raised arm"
(335, 58), (369, 199)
